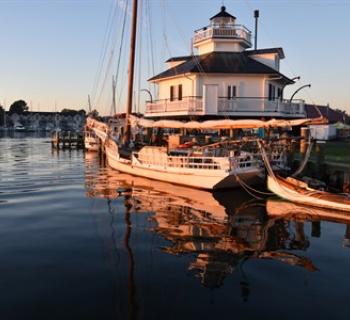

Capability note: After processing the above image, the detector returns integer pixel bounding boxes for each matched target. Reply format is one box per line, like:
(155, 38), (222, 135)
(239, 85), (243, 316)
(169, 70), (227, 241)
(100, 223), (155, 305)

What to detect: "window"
(178, 84), (182, 101)
(277, 88), (283, 100)
(227, 85), (236, 99)
(170, 85), (182, 101)
(170, 86), (174, 101)
(268, 84), (275, 101)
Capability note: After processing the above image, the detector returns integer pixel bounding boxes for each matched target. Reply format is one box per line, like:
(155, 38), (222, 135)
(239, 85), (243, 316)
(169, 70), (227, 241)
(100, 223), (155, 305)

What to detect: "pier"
(51, 131), (84, 149)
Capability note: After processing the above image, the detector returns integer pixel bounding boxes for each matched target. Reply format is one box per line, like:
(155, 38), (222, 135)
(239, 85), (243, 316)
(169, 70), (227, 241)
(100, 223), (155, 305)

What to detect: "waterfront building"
(305, 104), (350, 124)
(5, 110), (85, 131)
(145, 6), (305, 119)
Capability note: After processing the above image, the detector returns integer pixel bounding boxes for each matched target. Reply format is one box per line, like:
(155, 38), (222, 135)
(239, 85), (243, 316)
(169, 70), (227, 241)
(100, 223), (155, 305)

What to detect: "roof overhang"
(246, 48), (285, 59)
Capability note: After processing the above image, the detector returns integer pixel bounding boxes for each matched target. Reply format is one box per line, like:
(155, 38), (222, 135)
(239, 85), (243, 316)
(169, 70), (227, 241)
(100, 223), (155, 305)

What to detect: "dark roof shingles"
(305, 104), (350, 123)
(210, 6), (236, 20)
(149, 51), (293, 83)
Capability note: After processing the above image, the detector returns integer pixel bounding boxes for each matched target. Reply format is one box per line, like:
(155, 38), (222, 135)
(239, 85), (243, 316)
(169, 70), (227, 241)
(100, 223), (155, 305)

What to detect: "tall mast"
(88, 94), (92, 113)
(112, 76), (116, 115)
(123, 0), (138, 146)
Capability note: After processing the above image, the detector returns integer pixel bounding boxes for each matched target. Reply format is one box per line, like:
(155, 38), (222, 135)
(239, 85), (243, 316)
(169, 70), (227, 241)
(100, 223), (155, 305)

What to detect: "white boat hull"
(105, 144), (263, 190)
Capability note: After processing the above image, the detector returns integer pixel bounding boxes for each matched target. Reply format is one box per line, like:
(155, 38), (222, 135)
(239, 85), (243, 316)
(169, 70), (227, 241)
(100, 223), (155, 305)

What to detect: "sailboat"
(86, 1), (324, 190)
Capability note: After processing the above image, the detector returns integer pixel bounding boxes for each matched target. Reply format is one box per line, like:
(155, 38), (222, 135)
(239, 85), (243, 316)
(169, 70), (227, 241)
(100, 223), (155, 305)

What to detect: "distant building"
(145, 6), (305, 119)
(305, 104), (350, 124)
(5, 110), (86, 131)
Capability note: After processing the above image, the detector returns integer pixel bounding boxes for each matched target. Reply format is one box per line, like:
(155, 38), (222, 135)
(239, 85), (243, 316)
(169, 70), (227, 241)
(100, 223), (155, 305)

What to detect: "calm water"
(1, 135), (350, 320)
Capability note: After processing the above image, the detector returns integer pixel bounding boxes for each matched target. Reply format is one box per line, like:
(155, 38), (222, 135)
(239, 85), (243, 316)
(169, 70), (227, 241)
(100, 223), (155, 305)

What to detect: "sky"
(0, 0), (350, 114)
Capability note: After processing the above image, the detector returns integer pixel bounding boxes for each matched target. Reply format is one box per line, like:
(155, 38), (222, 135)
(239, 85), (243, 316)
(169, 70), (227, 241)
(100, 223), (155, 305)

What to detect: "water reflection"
(84, 154), (326, 294)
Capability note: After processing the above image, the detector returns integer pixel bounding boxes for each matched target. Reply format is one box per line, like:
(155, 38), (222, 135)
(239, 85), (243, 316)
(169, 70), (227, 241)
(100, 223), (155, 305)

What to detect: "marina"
(1, 0), (350, 319)
(1, 136), (350, 319)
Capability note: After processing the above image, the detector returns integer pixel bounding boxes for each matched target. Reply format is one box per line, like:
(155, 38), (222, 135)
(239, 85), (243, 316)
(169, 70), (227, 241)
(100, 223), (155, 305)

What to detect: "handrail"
(136, 152), (260, 171)
(147, 96), (304, 103)
(146, 96), (202, 104)
(145, 96), (305, 115)
(193, 25), (252, 44)
(194, 24), (251, 34)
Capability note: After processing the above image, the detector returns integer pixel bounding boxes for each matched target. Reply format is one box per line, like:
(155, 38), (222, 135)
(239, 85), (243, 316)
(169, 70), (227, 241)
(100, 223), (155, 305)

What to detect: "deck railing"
(217, 97), (305, 115)
(135, 151), (262, 172)
(136, 153), (224, 170)
(145, 96), (203, 114)
(145, 97), (305, 116)
(193, 25), (252, 45)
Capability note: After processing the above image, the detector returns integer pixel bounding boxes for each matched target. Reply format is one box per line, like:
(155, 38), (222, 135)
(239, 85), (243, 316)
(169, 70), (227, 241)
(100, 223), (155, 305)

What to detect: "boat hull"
(266, 199), (350, 224)
(267, 176), (350, 212)
(105, 145), (263, 190)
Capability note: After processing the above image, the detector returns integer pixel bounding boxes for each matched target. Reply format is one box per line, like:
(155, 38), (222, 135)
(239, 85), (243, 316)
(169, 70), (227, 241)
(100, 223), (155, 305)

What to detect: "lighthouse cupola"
(210, 6), (236, 27)
(193, 6), (252, 55)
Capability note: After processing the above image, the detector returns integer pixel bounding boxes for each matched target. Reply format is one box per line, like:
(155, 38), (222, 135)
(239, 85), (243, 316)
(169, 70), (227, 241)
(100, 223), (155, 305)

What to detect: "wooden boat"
(267, 175), (350, 212)
(266, 198), (350, 224)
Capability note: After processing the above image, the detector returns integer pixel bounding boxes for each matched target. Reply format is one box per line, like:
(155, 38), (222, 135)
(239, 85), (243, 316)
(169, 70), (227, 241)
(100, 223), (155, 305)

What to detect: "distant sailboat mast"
(88, 94), (92, 113)
(123, 0), (138, 146)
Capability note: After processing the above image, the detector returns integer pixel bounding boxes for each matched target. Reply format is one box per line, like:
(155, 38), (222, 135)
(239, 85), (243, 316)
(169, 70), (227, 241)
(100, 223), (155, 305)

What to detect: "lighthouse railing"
(193, 24), (251, 45)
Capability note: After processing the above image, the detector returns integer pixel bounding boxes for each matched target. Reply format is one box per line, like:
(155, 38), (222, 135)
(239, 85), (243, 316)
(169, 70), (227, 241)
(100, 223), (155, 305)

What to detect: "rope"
(234, 171), (274, 196)
(230, 157), (274, 199)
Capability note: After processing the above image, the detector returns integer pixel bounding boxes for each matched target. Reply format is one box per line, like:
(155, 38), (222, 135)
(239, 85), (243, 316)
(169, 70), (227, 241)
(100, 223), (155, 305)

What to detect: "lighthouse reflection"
(83, 153), (341, 297)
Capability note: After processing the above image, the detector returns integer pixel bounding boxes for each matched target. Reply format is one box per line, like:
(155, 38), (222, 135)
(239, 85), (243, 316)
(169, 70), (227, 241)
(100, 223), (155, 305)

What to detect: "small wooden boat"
(267, 175), (350, 212)
(266, 198), (350, 223)
(257, 139), (350, 212)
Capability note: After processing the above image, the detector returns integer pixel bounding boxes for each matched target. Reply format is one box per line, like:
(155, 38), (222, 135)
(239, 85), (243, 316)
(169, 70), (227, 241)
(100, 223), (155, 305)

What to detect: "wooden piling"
(51, 131), (84, 150)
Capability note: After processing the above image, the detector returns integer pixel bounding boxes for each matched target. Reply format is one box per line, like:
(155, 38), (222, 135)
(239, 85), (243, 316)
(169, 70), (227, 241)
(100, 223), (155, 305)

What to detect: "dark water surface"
(1, 136), (350, 320)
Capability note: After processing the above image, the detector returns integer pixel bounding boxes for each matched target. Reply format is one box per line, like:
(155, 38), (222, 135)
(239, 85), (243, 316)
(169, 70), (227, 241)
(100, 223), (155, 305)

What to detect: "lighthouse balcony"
(145, 97), (305, 118)
(193, 24), (252, 47)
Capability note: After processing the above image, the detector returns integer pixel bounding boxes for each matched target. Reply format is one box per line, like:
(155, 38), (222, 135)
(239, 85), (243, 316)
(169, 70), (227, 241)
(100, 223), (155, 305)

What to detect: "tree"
(88, 109), (99, 118)
(0, 105), (5, 126)
(61, 108), (77, 115)
(9, 100), (28, 114)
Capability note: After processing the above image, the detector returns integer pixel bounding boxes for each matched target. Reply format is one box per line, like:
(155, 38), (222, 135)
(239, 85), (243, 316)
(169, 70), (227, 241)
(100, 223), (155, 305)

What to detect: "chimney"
(254, 10), (259, 50)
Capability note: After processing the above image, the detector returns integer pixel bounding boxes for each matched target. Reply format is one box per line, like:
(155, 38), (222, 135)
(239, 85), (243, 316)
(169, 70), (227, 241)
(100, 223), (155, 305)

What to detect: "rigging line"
(243, 0), (299, 76)
(166, 2), (191, 50)
(116, 37), (130, 111)
(97, 2), (130, 114)
(163, 0), (206, 80)
(90, 0), (116, 102)
(94, 0), (129, 111)
(160, 0), (172, 58)
(91, 0), (119, 105)
(146, 0), (156, 96)
(243, 0), (318, 107)
(136, 0), (144, 114)
(95, 49), (116, 110)
(114, 0), (129, 114)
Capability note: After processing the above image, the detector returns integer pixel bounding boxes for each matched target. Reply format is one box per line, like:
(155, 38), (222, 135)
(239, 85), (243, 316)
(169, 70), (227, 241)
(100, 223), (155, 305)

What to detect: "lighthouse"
(193, 6), (252, 55)
(145, 6), (305, 120)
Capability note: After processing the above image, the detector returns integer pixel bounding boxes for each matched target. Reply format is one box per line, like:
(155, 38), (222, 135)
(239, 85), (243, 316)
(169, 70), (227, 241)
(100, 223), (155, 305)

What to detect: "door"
(203, 84), (218, 115)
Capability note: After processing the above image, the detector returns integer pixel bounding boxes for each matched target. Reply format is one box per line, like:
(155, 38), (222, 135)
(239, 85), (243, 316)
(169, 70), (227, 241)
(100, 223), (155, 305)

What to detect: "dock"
(51, 131), (84, 149)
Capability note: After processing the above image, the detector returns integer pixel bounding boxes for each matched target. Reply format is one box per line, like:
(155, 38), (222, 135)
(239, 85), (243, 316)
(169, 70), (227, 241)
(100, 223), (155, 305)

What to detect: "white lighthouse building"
(145, 6), (305, 119)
